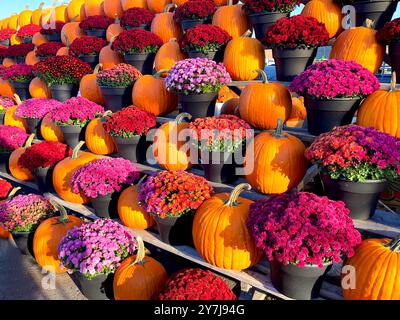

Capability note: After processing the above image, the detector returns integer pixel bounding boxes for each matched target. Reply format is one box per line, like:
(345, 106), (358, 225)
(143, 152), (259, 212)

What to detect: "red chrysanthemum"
(173, 0), (216, 23)
(69, 36), (106, 57)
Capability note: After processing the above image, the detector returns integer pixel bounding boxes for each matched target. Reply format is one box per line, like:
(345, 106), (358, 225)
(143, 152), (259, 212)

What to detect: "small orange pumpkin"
(32, 32), (48, 46)
(151, 4), (183, 43)
(85, 111), (117, 155)
(2, 58), (16, 68)
(121, 0), (148, 10)
(9, 133), (35, 181)
(29, 77), (51, 99)
(41, 113), (64, 142)
(67, 0), (86, 22)
(106, 18), (123, 42)
(61, 22), (84, 45)
(154, 38), (187, 72)
(99, 42), (124, 69)
(4, 95), (27, 131)
(0, 78), (15, 96)
(212, 3), (250, 38)
(79, 64), (105, 105)
(25, 50), (39, 66)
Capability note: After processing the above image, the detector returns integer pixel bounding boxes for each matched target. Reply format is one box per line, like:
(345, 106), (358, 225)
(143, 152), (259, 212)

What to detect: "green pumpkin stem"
(135, 174), (148, 193)
(130, 236), (146, 266)
(154, 69), (171, 78)
(71, 141), (85, 160)
(225, 183), (251, 206)
(175, 112), (192, 124)
(255, 69), (269, 84)
(164, 3), (177, 12)
(389, 236), (400, 252)
(7, 187), (21, 200)
(271, 119), (286, 138)
(49, 200), (70, 224)
(13, 94), (22, 106)
(24, 133), (35, 148)
(390, 72), (397, 92)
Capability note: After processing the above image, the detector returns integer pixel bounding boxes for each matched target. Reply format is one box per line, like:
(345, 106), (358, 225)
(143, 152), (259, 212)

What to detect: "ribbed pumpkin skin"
(342, 238), (400, 300)
(52, 152), (99, 204)
(0, 79), (15, 96)
(57, 47), (69, 56)
(118, 186), (154, 229)
(122, 0), (148, 10)
(25, 51), (39, 66)
(106, 23), (123, 42)
(5, 106), (27, 131)
(132, 75), (178, 116)
(330, 26), (385, 74)
(8, 15), (18, 30)
(192, 193), (262, 270)
(147, 0), (171, 13)
(103, 0), (124, 19)
(151, 12), (183, 43)
(61, 22), (84, 45)
(55, 5), (68, 22)
(223, 38), (265, 80)
(80, 73), (105, 105)
(114, 255), (168, 300)
(32, 32), (48, 47)
(239, 82), (292, 130)
(357, 90), (400, 138)
(85, 0), (105, 16)
(212, 4), (250, 38)
(99, 45), (124, 69)
(9, 147), (33, 181)
(154, 40), (187, 72)
(30, 77), (51, 99)
(33, 215), (83, 273)
(18, 9), (33, 27)
(245, 131), (308, 194)
(67, 0), (86, 22)
(31, 7), (43, 25)
(152, 121), (191, 171)
(301, 0), (342, 38)
(41, 113), (64, 142)
(85, 118), (116, 155)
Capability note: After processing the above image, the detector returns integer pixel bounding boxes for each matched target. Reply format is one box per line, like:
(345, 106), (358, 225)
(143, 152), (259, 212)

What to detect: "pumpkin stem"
(364, 19), (375, 29)
(62, 32), (71, 47)
(24, 133), (35, 148)
(228, 0), (233, 6)
(389, 236), (400, 252)
(39, 2), (45, 9)
(154, 69), (171, 78)
(102, 110), (112, 118)
(7, 187), (21, 200)
(135, 174), (148, 193)
(242, 30), (252, 37)
(390, 72), (397, 92)
(51, 201), (70, 224)
(175, 112), (192, 124)
(130, 236), (146, 266)
(71, 141), (85, 160)
(255, 69), (268, 84)
(170, 38), (177, 42)
(271, 119), (286, 138)
(164, 3), (177, 12)
(93, 63), (102, 74)
(114, 15), (120, 24)
(13, 94), (22, 105)
(225, 183), (251, 206)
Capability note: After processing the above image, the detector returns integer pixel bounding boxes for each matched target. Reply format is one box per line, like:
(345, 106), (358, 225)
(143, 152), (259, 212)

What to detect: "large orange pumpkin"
(25, 50), (39, 66)
(85, 0), (105, 16)
(32, 32), (48, 46)
(113, 237), (168, 300)
(118, 184), (154, 229)
(67, 0), (86, 22)
(0, 79), (15, 96)
(147, 0), (172, 13)
(132, 71), (178, 116)
(330, 19), (385, 74)
(54, 4), (68, 23)
(106, 18), (123, 42)
(301, 0), (342, 38)
(103, 0), (124, 19)
(244, 119), (308, 194)
(99, 42), (124, 69)
(9, 133), (35, 181)
(192, 183), (262, 270)
(52, 141), (99, 204)
(29, 77), (51, 99)
(154, 38), (187, 72)
(8, 15), (19, 30)
(152, 113), (192, 171)
(61, 22), (84, 45)
(122, 0), (148, 10)
(18, 6), (33, 27)
(342, 237), (400, 300)
(33, 204), (83, 273)
(150, 5), (183, 43)
(80, 64), (105, 105)
(85, 112), (117, 155)
(212, 3), (250, 38)
(4, 95), (27, 131)
(31, 3), (45, 25)
(41, 113), (64, 142)
(223, 32), (265, 80)
(357, 72), (400, 138)
(238, 69), (292, 129)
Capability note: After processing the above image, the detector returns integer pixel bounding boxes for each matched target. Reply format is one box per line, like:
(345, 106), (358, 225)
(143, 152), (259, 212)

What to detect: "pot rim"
(304, 95), (362, 101)
(11, 230), (35, 235)
(321, 172), (387, 184)
(247, 11), (290, 17)
(273, 260), (334, 268)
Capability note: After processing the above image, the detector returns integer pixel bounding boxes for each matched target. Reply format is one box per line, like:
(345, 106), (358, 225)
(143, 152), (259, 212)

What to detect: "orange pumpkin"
(52, 141), (99, 204)
(118, 184), (154, 229)
(330, 19), (385, 74)
(80, 64), (105, 105)
(99, 42), (124, 69)
(61, 22), (84, 45)
(54, 4), (68, 23)
(32, 32), (48, 46)
(113, 237), (168, 300)
(172, 0), (188, 5)
(286, 96), (306, 128)
(18, 6), (33, 27)
(9, 134), (35, 181)
(10, 34), (22, 46)
(152, 113), (192, 171)
(132, 71), (178, 116)
(148, 0), (172, 13)
(85, 0), (105, 16)
(244, 119), (308, 194)
(2, 58), (15, 68)
(4, 95), (27, 131)
(0, 78), (15, 96)
(67, 0), (86, 22)
(104, 0), (124, 19)
(8, 14), (19, 30)
(238, 69), (292, 130)
(41, 113), (64, 142)
(31, 3), (45, 25)
(213, 0), (239, 5)
(122, 0), (148, 10)
(85, 112), (117, 155)
(220, 98), (239, 115)
(193, 183), (262, 270)
(217, 85), (239, 103)
(29, 77), (51, 99)
(212, 3), (250, 38)
(357, 73), (400, 138)
(301, 0), (342, 38)
(57, 46), (69, 56)
(151, 5), (183, 43)
(154, 38), (187, 72)
(342, 237), (400, 300)
(25, 50), (39, 66)
(106, 19), (123, 42)
(223, 32), (265, 80)
(33, 204), (83, 273)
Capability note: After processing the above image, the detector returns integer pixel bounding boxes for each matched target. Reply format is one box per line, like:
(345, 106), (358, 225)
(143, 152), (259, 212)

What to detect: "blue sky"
(0, 1), (399, 19)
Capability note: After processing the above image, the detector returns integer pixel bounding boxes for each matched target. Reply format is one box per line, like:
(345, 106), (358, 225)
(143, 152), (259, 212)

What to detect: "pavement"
(0, 238), (86, 300)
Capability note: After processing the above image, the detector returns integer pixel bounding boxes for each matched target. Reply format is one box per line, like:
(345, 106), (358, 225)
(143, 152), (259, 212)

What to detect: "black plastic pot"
(10, 81), (31, 101)
(0, 152), (10, 173)
(125, 24), (151, 31)
(248, 12), (289, 41)
(89, 192), (119, 219)
(389, 42), (400, 84)
(50, 84), (79, 102)
(11, 231), (35, 256)
(273, 48), (317, 82)
(270, 260), (332, 300)
(59, 124), (85, 149)
(181, 18), (209, 32)
(32, 166), (53, 192)
(152, 214), (194, 246)
(113, 135), (147, 163)
(178, 91), (218, 119)
(80, 54), (99, 69)
(21, 37), (33, 44)
(14, 56), (26, 64)
(354, 0), (398, 29)
(304, 97), (361, 136)
(188, 49), (225, 63)
(85, 29), (107, 39)
(200, 151), (238, 184)
(46, 33), (62, 42)
(124, 53), (156, 75)
(71, 272), (114, 300)
(24, 118), (42, 138)
(0, 39), (10, 47)
(0, 113), (4, 125)
(99, 85), (133, 112)
(321, 173), (387, 220)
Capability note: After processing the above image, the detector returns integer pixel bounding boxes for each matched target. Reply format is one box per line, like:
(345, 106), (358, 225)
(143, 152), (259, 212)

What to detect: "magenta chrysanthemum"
(15, 98), (63, 119)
